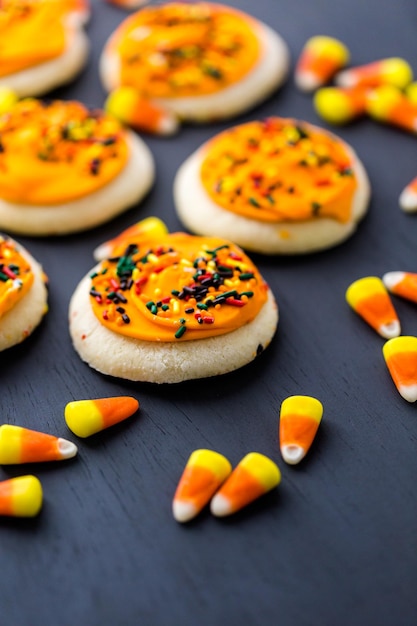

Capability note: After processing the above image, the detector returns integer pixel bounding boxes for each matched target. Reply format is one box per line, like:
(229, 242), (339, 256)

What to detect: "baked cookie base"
(0, 132), (155, 236)
(69, 278), (278, 383)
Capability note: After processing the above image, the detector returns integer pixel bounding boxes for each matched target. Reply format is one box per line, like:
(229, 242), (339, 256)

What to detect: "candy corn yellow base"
(0, 133), (154, 237)
(0, 237), (48, 352)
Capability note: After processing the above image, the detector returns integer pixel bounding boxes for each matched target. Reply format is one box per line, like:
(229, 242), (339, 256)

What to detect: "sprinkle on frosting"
(0, 98), (129, 205)
(109, 2), (261, 98)
(0, 235), (34, 320)
(89, 232), (268, 341)
(200, 117), (358, 223)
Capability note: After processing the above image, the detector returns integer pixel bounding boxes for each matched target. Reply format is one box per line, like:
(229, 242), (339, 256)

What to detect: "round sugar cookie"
(99, 2), (289, 123)
(174, 117), (371, 254)
(0, 0), (90, 97)
(69, 221), (278, 383)
(0, 98), (155, 236)
(0, 234), (48, 352)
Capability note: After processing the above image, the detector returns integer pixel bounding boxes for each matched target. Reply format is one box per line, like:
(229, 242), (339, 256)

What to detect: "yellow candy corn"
(0, 475), (43, 517)
(0, 86), (18, 115)
(313, 86), (368, 125)
(94, 217), (168, 261)
(295, 36), (350, 92)
(172, 449), (232, 523)
(279, 395), (323, 465)
(0, 425), (77, 464)
(105, 86), (179, 136)
(346, 276), (400, 338)
(398, 176), (417, 212)
(210, 453), (281, 517)
(65, 396), (139, 438)
(383, 271), (417, 303)
(365, 85), (417, 134)
(383, 336), (417, 402)
(336, 58), (413, 89)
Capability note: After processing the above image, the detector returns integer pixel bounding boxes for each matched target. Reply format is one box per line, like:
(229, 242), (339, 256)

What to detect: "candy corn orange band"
(0, 0), (86, 77)
(200, 118), (357, 224)
(89, 231), (268, 342)
(0, 99), (129, 205)
(0, 236), (34, 320)
(107, 2), (261, 98)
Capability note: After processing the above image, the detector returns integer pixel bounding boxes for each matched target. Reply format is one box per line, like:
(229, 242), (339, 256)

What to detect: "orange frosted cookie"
(0, 234), (47, 351)
(99, 2), (289, 124)
(69, 219), (278, 383)
(0, 0), (90, 97)
(174, 117), (371, 254)
(0, 98), (155, 236)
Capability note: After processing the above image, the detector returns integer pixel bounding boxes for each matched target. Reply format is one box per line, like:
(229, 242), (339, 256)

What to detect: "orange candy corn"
(295, 36), (350, 92)
(210, 453), (281, 517)
(0, 475), (43, 517)
(64, 396), (139, 438)
(105, 86), (179, 136)
(383, 271), (417, 304)
(0, 425), (77, 464)
(346, 276), (400, 339)
(398, 176), (417, 212)
(383, 336), (417, 402)
(279, 395), (323, 465)
(336, 57), (413, 89)
(313, 85), (368, 125)
(172, 449), (232, 522)
(365, 85), (417, 134)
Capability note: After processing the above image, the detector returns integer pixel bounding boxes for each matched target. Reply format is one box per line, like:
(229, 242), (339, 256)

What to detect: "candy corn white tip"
(382, 272), (406, 291)
(397, 384), (417, 403)
(57, 438), (78, 460)
(399, 188), (417, 212)
(157, 113), (180, 136)
(210, 493), (233, 518)
(295, 72), (321, 93)
(334, 71), (356, 89)
(380, 320), (401, 339)
(280, 444), (306, 465)
(172, 501), (198, 523)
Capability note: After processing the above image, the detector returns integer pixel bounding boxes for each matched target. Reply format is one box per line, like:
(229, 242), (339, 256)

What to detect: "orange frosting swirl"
(109, 2), (261, 98)
(89, 231), (268, 342)
(0, 235), (34, 319)
(200, 118), (358, 223)
(0, 0), (85, 77)
(0, 99), (129, 205)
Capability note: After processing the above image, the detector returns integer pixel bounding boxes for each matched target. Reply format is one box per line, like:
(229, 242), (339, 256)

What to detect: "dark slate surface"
(1, 1), (417, 624)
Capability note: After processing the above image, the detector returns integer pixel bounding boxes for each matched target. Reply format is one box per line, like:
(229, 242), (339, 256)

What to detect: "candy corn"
(64, 396), (139, 438)
(313, 86), (368, 125)
(383, 271), (417, 303)
(210, 453), (281, 517)
(279, 395), (323, 465)
(105, 87), (179, 136)
(0, 86), (18, 115)
(336, 57), (413, 89)
(398, 176), (417, 212)
(295, 36), (350, 92)
(0, 425), (77, 464)
(105, 0), (149, 7)
(365, 85), (417, 134)
(0, 475), (43, 517)
(405, 82), (417, 105)
(383, 336), (417, 402)
(172, 449), (232, 523)
(346, 276), (400, 339)
(93, 217), (168, 260)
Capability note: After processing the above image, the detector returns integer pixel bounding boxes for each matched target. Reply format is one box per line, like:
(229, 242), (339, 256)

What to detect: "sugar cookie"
(0, 98), (155, 236)
(69, 220), (278, 383)
(99, 2), (289, 124)
(174, 117), (371, 254)
(0, 234), (48, 351)
(0, 0), (90, 97)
